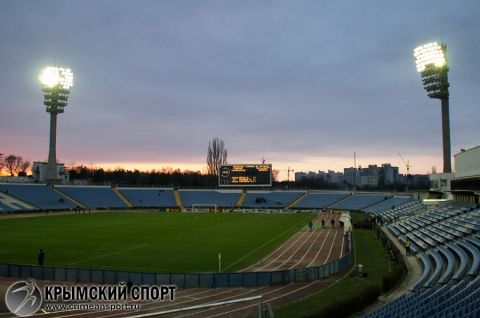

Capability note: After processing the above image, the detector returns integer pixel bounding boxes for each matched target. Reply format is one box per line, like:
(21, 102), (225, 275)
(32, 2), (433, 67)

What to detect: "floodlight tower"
(39, 66), (74, 184)
(414, 42), (451, 173)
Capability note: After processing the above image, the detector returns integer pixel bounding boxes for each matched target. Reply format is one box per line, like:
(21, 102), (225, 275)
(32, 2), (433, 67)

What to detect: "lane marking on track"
(271, 231), (316, 271)
(229, 215), (311, 272)
(204, 281), (322, 318)
(289, 230), (323, 269)
(307, 228), (331, 267)
(254, 231), (309, 272)
(323, 228), (339, 265)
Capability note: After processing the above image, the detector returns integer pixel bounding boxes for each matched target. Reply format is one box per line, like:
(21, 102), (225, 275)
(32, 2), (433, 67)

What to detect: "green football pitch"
(0, 211), (312, 273)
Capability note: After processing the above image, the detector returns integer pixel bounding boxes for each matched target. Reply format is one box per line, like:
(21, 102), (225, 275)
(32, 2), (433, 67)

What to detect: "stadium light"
(39, 66), (74, 184)
(414, 42), (451, 173)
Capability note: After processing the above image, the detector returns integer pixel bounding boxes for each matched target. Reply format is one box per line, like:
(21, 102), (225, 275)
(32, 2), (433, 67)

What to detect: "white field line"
(68, 244), (147, 266)
(233, 216), (312, 272)
(253, 231), (308, 272)
(307, 228), (331, 267)
(323, 228), (339, 265)
(271, 231), (315, 271)
(289, 230), (323, 270)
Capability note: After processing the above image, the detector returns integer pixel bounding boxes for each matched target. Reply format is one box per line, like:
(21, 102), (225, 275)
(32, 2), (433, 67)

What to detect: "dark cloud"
(0, 0), (479, 173)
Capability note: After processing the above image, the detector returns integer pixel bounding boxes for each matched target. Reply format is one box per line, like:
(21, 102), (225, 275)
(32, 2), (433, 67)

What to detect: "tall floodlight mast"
(414, 42), (451, 173)
(39, 66), (74, 184)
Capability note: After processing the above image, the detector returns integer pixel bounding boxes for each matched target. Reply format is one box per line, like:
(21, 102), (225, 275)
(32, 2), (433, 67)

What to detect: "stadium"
(1, 2), (480, 318)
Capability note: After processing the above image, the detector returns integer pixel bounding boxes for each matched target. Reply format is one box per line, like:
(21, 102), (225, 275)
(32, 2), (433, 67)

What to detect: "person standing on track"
(38, 248), (45, 266)
(308, 221), (313, 232)
(321, 219), (325, 229)
(330, 218), (335, 228)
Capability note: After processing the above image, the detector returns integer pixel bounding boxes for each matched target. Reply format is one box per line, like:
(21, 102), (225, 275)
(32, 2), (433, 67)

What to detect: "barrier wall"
(0, 250), (352, 288)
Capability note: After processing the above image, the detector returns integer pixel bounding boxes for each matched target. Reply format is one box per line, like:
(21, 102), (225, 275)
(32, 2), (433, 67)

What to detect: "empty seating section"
(242, 191), (304, 208)
(374, 200), (426, 224)
(363, 196), (412, 213)
(293, 192), (349, 209)
(364, 205), (480, 318)
(117, 188), (177, 208)
(179, 190), (241, 208)
(0, 183), (75, 210)
(56, 186), (127, 209)
(330, 193), (387, 210)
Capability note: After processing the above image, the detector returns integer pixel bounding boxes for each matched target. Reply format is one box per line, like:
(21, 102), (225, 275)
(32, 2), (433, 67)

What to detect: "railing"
(0, 249), (352, 288)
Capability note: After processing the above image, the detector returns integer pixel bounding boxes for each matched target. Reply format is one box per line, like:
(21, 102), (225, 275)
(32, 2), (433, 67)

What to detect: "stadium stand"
(363, 196), (412, 213)
(0, 191), (38, 212)
(117, 188), (177, 208)
(242, 191), (305, 209)
(329, 193), (388, 210)
(179, 190), (241, 208)
(370, 200), (426, 224)
(363, 205), (480, 318)
(0, 183), (76, 210)
(56, 185), (127, 209)
(292, 192), (350, 209)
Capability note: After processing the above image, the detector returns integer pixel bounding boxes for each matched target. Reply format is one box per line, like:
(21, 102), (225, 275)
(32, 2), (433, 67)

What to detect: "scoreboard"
(219, 164), (272, 187)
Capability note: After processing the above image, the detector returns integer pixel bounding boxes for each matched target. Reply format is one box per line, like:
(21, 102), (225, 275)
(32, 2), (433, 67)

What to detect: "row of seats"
(0, 183), (411, 212)
(368, 200), (427, 224)
(363, 204), (480, 318)
(363, 196), (413, 214)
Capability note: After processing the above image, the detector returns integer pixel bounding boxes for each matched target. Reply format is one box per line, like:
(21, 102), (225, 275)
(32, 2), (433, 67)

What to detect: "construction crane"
(398, 153), (412, 175)
(278, 167), (295, 182)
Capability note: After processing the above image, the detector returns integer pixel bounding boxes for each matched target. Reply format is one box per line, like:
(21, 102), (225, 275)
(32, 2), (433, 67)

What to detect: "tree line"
(0, 153), (31, 176)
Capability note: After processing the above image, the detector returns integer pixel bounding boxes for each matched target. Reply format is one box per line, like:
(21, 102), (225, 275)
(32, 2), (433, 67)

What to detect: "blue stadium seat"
(56, 186), (127, 209)
(180, 190), (241, 208)
(293, 192), (349, 209)
(117, 188), (177, 208)
(0, 183), (76, 210)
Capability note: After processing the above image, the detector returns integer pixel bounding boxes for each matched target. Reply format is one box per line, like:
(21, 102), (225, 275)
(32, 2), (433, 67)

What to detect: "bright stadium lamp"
(39, 66), (74, 184)
(414, 42), (451, 173)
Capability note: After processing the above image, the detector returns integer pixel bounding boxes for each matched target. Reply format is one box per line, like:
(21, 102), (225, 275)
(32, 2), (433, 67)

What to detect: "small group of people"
(308, 217), (337, 231)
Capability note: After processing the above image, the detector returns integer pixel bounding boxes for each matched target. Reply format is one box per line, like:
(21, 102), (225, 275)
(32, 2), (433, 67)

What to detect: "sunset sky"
(1, 1), (479, 180)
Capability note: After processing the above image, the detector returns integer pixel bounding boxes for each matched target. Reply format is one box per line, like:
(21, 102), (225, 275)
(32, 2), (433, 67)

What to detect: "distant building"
(32, 162), (69, 184)
(343, 167), (357, 186)
(451, 146), (480, 204)
(359, 175), (378, 188)
(382, 163), (399, 185)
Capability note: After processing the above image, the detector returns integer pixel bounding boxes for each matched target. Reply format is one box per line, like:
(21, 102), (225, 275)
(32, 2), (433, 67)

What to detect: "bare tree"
(4, 155), (23, 176)
(206, 137), (228, 176)
(19, 159), (32, 176)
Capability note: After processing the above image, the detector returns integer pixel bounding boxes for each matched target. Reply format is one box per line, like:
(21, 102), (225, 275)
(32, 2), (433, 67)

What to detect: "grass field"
(0, 211), (312, 273)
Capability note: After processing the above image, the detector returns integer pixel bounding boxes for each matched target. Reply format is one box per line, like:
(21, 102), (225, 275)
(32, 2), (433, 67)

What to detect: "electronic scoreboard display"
(219, 164), (272, 187)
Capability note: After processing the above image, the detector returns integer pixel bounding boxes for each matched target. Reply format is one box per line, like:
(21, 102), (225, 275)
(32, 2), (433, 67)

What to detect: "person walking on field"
(405, 238), (411, 256)
(38, 248), (45, 266)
